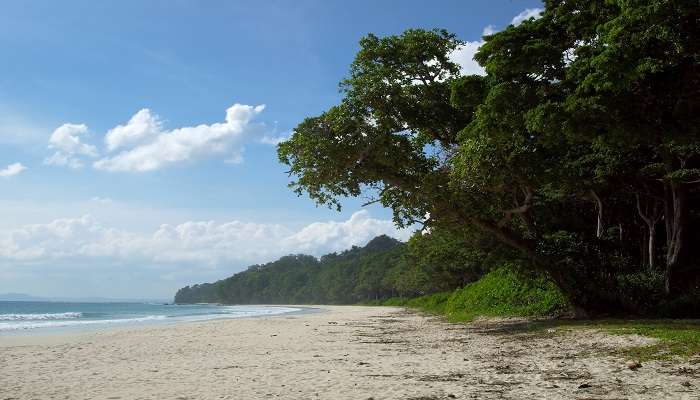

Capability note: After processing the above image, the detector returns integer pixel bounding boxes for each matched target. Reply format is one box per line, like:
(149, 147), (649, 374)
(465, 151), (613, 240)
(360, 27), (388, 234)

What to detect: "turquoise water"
(0, 301), (303, 335)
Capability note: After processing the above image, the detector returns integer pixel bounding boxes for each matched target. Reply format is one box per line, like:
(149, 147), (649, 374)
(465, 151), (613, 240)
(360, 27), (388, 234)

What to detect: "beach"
(1, 306), (697, 399)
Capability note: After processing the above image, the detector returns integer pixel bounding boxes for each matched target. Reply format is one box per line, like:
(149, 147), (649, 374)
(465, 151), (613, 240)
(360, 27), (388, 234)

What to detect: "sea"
(0, 301), (305, 335)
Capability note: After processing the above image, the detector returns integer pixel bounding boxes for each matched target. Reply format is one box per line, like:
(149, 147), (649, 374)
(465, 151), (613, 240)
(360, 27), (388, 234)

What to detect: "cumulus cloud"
(450, 40), (487, 76)
(283, 210), (409, 255)
(44, 103), (268, 172)
(94, 104), (266, 172)
(449, 26), (496, 76)
(44, 123), (98, 168)
(0, 210), (412, 267)
(0, 163), (27, 177)
(104, 108), (162, 152)
(511, 8), (543, 26)
(482, 24), (497, 36)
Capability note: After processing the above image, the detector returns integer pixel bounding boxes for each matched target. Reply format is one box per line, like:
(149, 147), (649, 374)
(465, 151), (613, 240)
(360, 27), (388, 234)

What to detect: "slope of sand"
(1, 306), (698, 399)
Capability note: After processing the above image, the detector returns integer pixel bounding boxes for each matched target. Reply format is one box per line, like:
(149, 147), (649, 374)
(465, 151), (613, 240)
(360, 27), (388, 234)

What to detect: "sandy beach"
(1, 306), (697, 399)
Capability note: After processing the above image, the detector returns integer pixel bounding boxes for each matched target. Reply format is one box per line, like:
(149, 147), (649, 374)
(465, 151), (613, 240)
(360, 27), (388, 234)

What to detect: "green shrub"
(387, 263), (570, 322)
(406, 292), (451, 314)
(443, 264), (569, 321)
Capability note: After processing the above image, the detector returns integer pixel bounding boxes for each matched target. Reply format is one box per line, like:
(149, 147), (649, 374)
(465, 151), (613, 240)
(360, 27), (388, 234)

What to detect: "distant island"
(0, 293), (45, 302)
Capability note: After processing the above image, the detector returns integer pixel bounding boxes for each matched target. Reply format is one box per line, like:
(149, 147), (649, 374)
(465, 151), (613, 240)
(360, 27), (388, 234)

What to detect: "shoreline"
(1, 305), (697, 399)
(0, 304), (318, 340)
(0, 305), (319, 347)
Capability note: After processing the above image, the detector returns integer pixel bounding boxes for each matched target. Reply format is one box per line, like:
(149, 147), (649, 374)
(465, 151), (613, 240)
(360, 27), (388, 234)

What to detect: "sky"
(0, 0), (543, 299)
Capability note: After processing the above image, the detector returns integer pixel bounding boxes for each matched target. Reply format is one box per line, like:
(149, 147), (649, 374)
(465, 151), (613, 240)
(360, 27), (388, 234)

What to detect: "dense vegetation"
(381, 265), (570, 321)
(175, 234), (569, 320)
(278, 0), (700, 316)
(176, 235), (490, 304)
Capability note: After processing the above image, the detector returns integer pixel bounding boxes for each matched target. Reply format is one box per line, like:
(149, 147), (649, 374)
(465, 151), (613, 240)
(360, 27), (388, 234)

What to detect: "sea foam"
(0, 315), (167, 331)
(0, 312), (83, 321)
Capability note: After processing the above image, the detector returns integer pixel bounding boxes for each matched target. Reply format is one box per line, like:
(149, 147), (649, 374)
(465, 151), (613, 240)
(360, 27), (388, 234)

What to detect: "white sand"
(1, 306), (697, 399)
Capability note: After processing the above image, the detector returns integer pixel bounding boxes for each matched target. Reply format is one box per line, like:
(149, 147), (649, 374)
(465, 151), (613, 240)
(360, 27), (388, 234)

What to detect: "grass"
(381, 264), (700, 361)
(556, 320), (700, 361)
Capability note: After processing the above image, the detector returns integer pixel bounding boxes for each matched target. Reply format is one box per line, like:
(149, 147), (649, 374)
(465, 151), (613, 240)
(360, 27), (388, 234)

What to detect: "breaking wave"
(0, 312), (83, 321)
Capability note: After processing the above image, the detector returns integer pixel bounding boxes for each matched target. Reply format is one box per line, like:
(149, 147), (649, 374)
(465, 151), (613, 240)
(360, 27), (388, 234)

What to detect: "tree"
(279, 1), (700, 314)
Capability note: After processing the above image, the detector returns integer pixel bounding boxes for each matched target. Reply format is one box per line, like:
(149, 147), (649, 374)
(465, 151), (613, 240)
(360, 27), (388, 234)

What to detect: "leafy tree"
(278, 1), (700, 314)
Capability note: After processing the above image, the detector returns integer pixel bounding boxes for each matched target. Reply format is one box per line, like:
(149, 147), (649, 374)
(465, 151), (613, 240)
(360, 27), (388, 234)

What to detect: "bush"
(443, 264), (569, 321)
(388, 263), (570, 322)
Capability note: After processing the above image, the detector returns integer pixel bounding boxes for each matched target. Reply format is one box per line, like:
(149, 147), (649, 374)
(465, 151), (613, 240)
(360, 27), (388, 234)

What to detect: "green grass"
(380, 264), (700, 361)
(554, 320), (700, 361)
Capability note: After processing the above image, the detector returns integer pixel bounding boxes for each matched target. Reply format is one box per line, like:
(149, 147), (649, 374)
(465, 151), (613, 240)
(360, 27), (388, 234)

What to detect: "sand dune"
(1, 306), (697, 399)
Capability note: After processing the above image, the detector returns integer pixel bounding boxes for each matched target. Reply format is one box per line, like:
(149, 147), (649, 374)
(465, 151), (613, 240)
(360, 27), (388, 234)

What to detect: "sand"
(1, 306), (698, 399)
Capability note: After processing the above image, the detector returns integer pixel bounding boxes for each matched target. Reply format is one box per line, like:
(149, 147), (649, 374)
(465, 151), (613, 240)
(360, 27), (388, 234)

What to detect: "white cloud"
(48, 123), (98, 156)
(105, 108), (162, 152)
(44, 123), (98, 168)
(94, 103), (266, 172)
(260, 133), (291, 145)
(450, 40), (486, 76)
(283, 210), (409, 255)
(0, 163), (27, 177)
(511, 8), (543, 26)
(44, 152), (84, 169)
(482, 25), (496, 36)
(448, 24), (498, 77)
(0, 210), (412, 266)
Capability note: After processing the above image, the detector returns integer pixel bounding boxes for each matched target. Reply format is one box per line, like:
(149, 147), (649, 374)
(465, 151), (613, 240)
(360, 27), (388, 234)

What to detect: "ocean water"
(0, 301), (303, 335)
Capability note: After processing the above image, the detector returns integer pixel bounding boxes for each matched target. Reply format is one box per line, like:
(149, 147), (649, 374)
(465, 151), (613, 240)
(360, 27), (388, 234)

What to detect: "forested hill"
(175, 235), (410, 304)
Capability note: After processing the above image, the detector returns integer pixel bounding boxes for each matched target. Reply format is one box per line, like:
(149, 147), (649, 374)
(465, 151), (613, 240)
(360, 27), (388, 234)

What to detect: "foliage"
(443, 264), (570, 321)
(278, 0), (700, 315)
(175, 233), (488, 304)
(381, 264), (570, 322)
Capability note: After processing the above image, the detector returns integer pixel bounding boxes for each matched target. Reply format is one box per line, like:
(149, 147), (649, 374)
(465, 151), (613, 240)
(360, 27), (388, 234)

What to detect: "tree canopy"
(279, 0), (700, 315)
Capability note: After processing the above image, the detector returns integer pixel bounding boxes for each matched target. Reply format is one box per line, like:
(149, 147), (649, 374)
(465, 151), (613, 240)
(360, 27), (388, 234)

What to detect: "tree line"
(174, 234), (494, 304)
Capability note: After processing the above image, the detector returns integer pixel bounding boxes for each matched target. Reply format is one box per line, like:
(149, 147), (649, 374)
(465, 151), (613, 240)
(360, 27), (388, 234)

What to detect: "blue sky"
(0, 0), (542, 299)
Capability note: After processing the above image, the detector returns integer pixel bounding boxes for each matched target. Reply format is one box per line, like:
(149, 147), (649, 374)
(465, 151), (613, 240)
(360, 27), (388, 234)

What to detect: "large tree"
(279, 1), (699, 314)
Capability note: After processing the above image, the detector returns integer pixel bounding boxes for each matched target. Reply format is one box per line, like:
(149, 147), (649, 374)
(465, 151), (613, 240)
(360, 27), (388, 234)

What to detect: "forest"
(175, 234), (486, 304)
(276, 0), (699, 316)
(179, 0), (699, 317)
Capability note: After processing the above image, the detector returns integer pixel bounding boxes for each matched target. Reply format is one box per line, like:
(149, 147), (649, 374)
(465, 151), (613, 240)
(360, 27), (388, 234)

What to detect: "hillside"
(174, 235), (405, 304)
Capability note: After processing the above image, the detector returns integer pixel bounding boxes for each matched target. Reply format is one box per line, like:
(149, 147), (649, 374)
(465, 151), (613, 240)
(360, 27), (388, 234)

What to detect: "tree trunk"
(636, 194), (661, 271)
(590, 190), (604, 238)
(640, 227), (649, 268)
(648, 225), (656, 271)
(664, 181), (689, 295)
